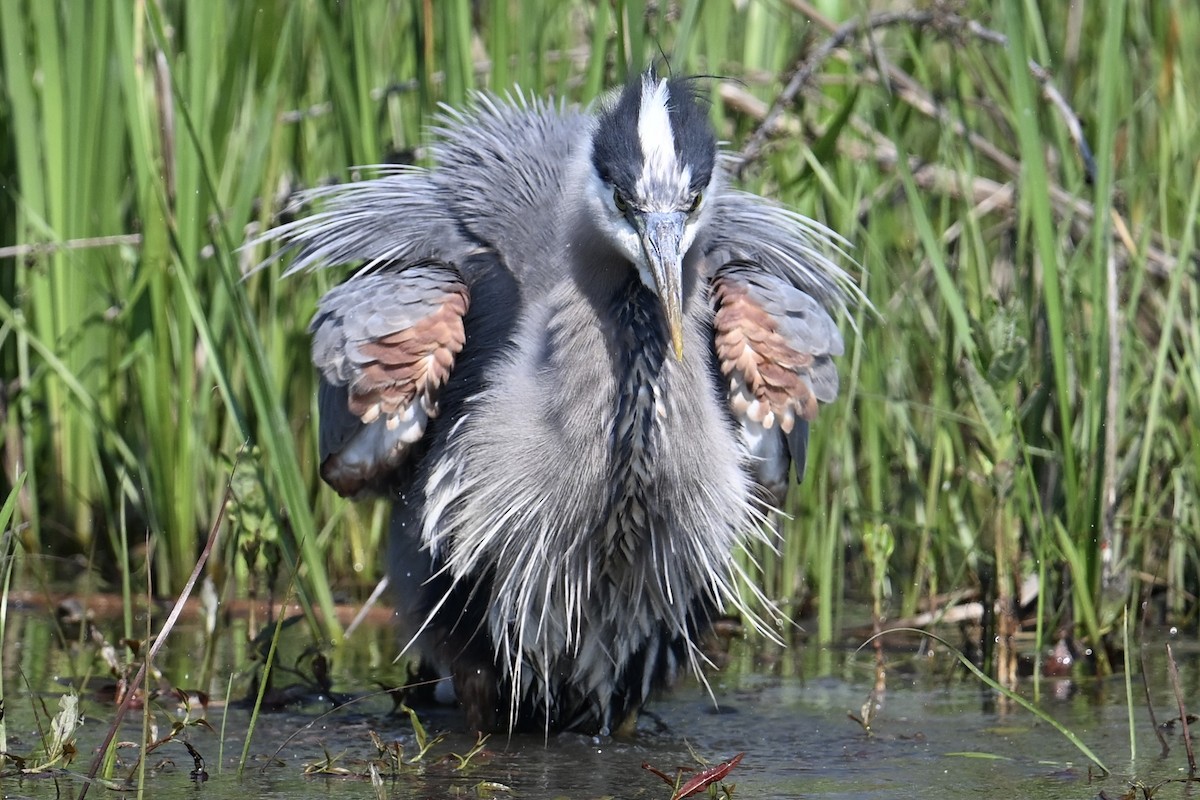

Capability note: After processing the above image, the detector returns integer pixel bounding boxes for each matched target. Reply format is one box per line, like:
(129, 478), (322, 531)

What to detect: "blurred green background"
(0, 0), (1196, 670)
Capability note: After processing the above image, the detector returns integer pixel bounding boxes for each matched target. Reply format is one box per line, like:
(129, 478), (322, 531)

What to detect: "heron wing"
(310, 263), (470, 497)
(705, 187), (860, 307)
(711, 262), (844, 503)
(246, 165), (471, 278)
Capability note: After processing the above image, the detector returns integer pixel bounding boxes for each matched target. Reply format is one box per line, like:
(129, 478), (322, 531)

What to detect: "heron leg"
(452, 660), (500, 733)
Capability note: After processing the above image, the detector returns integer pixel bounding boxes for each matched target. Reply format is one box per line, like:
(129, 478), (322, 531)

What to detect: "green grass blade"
(866, 628), (1109, 775)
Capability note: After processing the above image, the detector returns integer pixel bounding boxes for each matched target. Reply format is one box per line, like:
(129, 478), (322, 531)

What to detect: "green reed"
(0, 0), (1196, 670)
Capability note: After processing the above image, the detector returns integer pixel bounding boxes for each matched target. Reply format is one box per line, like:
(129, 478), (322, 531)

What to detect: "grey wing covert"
(309, 263), (470, 497)
(711, 262), (844, 507)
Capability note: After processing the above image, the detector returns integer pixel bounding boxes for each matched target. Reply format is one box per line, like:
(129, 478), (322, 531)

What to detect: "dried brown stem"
(731, 3), (1190, 277)
(0, 234), (144, 260)
(742, 3), (1091, 178)
(1140, 649), (1171, 758)
(736, 9), (937, 175)
(730, 69), (1181, 279)
(1166, 642), (1196, 775)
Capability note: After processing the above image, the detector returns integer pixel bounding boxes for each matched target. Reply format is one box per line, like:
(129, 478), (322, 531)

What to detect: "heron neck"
(601, 276), (670, 558)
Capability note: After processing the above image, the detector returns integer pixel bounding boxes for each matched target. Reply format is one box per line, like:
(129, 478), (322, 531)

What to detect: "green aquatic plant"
(865, 628), (1109, 776)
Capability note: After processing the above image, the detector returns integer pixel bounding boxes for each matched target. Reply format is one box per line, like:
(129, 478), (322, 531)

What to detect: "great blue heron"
(262, 71), (853, 735)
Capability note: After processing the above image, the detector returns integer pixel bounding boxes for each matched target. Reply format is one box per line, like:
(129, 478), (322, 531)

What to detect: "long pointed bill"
(635, 211), (688, 361)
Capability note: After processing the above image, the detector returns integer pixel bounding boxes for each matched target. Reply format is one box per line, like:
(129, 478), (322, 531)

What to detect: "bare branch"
(737, 3), (1094, 186)
(0, 234), (143, 261)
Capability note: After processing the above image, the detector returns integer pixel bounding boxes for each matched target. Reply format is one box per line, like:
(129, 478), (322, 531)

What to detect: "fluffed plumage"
(258, 72), (854, 734)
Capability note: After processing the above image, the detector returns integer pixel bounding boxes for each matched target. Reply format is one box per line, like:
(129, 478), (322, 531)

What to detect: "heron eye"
(688, 192), (704, 214)
(613, 190), (630, 214)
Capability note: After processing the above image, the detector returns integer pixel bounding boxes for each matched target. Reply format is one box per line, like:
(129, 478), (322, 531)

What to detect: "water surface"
(2, 601), (1197, 799)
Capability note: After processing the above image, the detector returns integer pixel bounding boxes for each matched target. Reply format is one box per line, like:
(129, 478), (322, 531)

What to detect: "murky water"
(3, 602), (1199, 799)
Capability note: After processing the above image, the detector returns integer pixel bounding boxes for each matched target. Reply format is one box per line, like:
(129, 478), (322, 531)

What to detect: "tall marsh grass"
(1, 1), (1196, 669)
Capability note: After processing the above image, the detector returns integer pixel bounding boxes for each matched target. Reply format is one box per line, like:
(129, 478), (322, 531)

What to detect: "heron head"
(589, 72), (718, 360)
